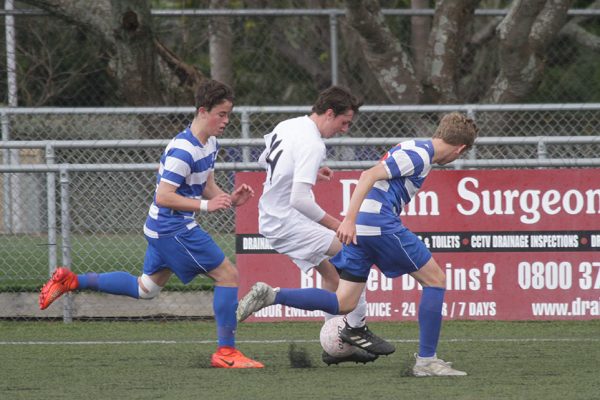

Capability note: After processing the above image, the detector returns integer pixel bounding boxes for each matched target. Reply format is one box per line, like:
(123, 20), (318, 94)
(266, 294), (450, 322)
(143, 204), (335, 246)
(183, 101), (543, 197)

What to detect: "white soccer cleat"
(236, 282), (278, 322)
(412, 353), (467, 377)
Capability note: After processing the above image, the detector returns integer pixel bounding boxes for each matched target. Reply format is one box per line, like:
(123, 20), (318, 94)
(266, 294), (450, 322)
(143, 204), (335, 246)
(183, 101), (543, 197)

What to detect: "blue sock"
(77, 272), (139, 298)
(77, 273), (99, 290)
(214, 286), (238, 348)
(418, 287), (445, 357)
(275, 288), (339, 315)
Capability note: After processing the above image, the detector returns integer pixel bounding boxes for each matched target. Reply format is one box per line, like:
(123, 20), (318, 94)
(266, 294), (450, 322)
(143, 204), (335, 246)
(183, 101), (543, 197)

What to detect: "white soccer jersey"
(258, 116), (326, 235)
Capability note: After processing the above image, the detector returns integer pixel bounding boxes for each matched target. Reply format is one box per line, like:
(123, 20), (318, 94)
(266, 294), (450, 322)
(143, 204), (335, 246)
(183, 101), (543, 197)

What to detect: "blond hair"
(432, 112), (478, 150)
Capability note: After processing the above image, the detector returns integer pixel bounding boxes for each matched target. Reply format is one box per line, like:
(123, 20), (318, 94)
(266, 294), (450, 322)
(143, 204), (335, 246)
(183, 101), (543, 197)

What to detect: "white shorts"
(260, 218), (336, 273)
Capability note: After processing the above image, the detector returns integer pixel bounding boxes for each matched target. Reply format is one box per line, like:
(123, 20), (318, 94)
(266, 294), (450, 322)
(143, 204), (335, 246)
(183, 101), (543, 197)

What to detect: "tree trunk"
(109, 0), (165, 105)
(485, 0), (573, 103)
(344, 0), (422, 103)
(209, 0), (234, 87)
(410, 0), (430, 82)
(422, 0), (479, 103)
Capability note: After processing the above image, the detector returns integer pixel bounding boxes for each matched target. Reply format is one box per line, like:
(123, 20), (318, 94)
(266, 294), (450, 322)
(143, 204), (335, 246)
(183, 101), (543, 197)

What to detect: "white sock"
(323, 312), (336, 322)
(345, 287), (367, 328)
(416, 353), (437, 362)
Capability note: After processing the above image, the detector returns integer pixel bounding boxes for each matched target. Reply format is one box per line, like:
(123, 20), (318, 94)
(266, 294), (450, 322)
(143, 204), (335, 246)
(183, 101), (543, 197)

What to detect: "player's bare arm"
(203, 170), (254, 207)
(156, 179), (231, 213)
(337, 163), (389, 245)
(200, 171), (234, 211)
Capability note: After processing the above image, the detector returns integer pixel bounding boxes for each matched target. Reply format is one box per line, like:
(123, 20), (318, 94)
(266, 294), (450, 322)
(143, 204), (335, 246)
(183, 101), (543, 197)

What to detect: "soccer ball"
(319, 316), (354, 357)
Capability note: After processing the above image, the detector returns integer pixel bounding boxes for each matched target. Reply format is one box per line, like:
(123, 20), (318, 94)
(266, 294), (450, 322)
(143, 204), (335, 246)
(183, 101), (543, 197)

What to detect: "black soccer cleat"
(339, 320), (396, 355)
(321, 349), (379, 366)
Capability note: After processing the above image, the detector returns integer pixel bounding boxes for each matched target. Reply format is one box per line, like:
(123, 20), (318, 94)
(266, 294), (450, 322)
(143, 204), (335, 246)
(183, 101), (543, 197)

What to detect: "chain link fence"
(0, 105), (599, 320)
(1, 7), (600, 106)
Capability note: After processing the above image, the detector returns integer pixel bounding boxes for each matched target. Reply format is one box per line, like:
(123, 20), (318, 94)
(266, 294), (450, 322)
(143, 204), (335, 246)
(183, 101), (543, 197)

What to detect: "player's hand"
(336, 219), (357, 245)
(317, 167), (334, 182)
(208, 193), (232, 212)
(231, 184), (255, 207)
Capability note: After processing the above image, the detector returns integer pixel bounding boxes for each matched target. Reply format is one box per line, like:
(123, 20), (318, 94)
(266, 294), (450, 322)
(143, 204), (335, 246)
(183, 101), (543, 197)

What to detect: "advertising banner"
(235, 169), (600, 321)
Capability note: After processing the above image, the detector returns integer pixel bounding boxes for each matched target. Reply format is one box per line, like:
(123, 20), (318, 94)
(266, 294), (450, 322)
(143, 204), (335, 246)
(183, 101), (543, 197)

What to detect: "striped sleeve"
(161, 145), (193, 187)
(385, 146), (428, 179)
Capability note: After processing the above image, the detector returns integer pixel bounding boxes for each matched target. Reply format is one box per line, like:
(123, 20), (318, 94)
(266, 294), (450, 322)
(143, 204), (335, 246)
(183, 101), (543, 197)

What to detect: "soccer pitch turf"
(1, 320), (598, 399)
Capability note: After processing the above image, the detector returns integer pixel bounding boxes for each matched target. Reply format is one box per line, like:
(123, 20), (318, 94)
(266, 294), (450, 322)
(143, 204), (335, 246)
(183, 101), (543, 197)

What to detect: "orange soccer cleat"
(210, 346), (264, 369)
(39, 267), (79, 310)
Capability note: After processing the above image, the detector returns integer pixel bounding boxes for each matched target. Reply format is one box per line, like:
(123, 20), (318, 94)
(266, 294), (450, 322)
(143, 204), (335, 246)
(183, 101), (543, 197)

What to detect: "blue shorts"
(142, 226), (226, 284)
(330, 228), (431, 281)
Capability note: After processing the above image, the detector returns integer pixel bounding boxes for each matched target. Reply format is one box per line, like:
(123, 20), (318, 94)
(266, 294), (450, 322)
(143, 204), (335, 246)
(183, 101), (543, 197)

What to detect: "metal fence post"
(59, 167), (73, 323)
(329, 12), (338, 85)
(537, 139), (547, 160)
(5, 0), (18, 106)
(1, 112), (11, 233)
(241, 110), (251, 163)
(46, 144), (57, 276)
(466, 107), (477, 167)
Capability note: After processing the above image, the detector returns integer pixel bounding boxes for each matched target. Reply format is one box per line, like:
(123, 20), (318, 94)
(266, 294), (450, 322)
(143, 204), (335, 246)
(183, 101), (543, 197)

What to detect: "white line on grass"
(0, 338), (598, 345)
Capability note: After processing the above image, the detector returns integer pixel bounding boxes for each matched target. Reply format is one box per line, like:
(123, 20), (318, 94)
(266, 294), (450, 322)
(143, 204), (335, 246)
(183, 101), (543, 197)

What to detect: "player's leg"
(410, 257), (467, 376)
(314, 258), (339, 292)
(237, 275), (364, 322)
(319, 236), (342, 292)
(336, 278), (396, 356)
(205, 258), (239, 350)
(237, 238), (374, 322)
(318, 279), (378, 365)
(319, 236), (394, 355)
(39, 241), (170, 310)
(236, 232), (373, 321)
(240, 222), (342, 320)
(206, 259), (263, 368)
(164, 227), (263, 369)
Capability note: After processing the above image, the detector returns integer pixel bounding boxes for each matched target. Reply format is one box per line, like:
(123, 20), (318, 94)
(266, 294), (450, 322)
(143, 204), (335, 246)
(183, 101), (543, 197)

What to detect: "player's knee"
(138, 274), (162, 299)
(422, 272), (446, 288)
(209, 259), (239, 286)
(430, 270), (446, 288)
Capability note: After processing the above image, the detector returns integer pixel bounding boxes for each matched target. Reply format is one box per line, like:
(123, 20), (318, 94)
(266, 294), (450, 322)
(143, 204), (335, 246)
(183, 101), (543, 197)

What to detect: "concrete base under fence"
(0, 291), (214, 319)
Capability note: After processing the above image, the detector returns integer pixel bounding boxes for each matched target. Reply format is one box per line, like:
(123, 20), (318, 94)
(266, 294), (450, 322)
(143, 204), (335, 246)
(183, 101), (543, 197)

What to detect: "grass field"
(0, 233), (235, 292)
(1, 320), (598, 400)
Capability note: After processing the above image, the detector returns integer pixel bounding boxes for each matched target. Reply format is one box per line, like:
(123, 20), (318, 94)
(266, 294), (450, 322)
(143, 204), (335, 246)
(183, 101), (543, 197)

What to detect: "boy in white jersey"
(39, 80), (264, 369)
(241, 86), (394, 365)
(237, 112), (478, 376)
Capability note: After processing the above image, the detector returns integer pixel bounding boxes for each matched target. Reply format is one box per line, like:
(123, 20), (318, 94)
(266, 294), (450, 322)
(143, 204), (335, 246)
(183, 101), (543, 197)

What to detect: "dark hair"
(432, 112), (478, 150)
(194, 79), (234, 111)
(311, 86), (362, 116)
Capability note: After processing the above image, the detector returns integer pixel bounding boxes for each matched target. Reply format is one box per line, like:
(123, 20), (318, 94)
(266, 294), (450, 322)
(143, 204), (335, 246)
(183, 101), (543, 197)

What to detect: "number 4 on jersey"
(265, 133), (283, 183)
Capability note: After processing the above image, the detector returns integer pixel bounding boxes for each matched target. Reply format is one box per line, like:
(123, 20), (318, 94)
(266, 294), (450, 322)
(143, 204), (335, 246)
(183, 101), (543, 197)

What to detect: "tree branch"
(344, 0), (421, 103)
(423, 0), (479, 103)
(486, 0), (573, 103)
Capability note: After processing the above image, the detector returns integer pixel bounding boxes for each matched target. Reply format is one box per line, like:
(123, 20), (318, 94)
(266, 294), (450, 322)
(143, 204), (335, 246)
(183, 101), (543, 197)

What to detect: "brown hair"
(311, 86), (363, 116)
(432, 112), (478, 150)
(194, 79), (234, 112)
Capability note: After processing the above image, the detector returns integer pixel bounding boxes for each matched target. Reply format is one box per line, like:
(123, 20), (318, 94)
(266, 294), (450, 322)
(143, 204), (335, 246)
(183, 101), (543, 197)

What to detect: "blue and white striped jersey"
(355, 139), (434, 236)
(143, 127), (219, 238)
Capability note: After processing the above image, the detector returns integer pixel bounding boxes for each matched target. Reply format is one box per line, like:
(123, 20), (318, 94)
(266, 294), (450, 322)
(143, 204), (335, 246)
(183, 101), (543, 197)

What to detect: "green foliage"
(6, 3), (600, 106)
(528, 40), (600, 103)
(14, 16), (117, 106)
